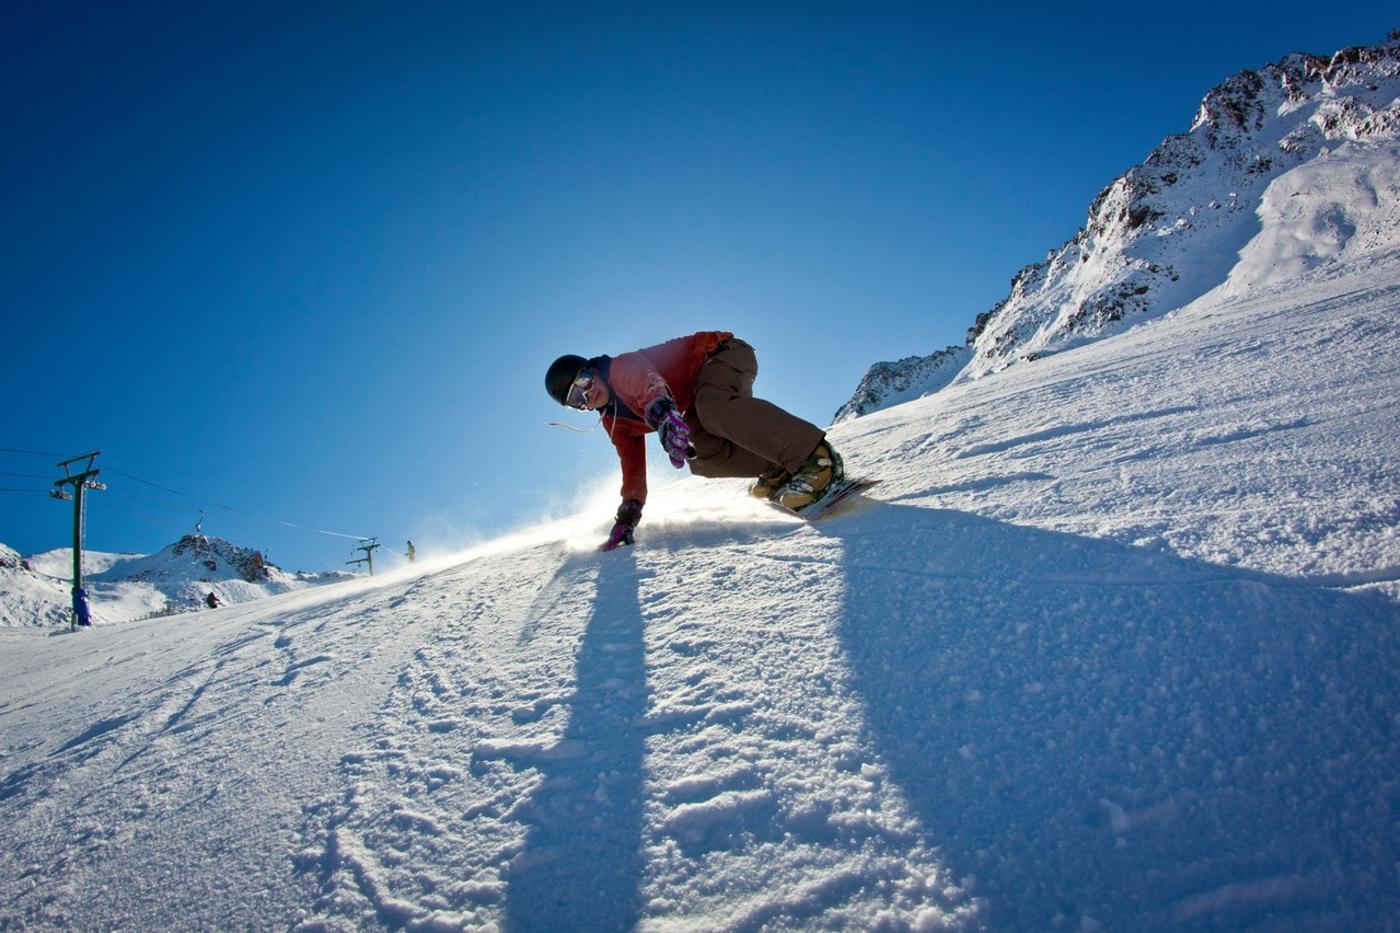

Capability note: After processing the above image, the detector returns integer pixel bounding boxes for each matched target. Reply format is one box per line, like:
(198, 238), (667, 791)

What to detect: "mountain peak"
(837, 32), (1400, 420)
(150, 534), (274, 584)
(964, 33), (1400, 380)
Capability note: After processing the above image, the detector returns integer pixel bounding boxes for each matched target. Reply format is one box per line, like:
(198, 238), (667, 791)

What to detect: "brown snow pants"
(685, 337), (825, 480)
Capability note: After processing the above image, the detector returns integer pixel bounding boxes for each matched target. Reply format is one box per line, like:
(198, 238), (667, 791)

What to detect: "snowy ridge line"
(837, 30), (1400, 419)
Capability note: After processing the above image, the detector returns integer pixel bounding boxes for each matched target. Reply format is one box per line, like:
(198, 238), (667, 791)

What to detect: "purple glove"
(646, 397), (694, 468)
(602, 498), (643, 551)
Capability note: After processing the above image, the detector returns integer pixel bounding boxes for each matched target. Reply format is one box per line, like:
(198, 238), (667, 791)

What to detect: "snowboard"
(769, 477), (880, 521)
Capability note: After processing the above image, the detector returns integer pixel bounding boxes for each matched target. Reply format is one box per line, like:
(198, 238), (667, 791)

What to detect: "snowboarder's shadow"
(822, 502), (1400, 929)
(501, 549), (648, 932)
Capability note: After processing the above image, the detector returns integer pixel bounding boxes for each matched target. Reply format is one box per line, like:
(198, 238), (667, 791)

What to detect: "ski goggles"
(566, 371), (595, 409)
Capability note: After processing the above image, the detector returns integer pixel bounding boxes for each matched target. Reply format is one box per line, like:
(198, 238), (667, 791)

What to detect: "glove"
(602, 498), (643, 551)
(645, 397), (694, 468)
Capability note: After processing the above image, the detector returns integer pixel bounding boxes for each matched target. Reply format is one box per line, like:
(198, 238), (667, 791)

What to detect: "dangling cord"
(546, 416), (601, 435)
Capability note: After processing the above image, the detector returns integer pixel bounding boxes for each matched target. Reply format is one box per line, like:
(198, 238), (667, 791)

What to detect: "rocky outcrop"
(0, 544), (25, 572)
(144, 535), (273, 584)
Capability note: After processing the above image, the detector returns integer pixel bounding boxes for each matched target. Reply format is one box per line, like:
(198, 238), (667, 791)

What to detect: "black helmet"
(545, 354), (589, 406)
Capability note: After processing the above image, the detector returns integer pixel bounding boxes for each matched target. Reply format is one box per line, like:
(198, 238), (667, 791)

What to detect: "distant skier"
(72, 586), (92, 627)
(546, 331), (843, 550)
(405, 540), (416, 563)
(205, 592), (220, 609)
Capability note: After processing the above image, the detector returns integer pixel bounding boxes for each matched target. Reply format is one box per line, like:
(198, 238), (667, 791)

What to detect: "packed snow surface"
(3, 252), (1398, 929)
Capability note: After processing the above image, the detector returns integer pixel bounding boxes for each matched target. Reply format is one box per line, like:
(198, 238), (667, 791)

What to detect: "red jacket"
(599, 331), (733, 503)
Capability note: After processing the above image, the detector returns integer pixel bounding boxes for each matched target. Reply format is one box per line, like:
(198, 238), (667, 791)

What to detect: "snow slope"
(2, 250), (1399, 929)
(0, 545), (89, 628)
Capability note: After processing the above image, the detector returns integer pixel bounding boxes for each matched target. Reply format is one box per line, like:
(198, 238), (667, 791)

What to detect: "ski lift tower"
(51, 450), (106, 629)
(346, 537), (380, 576)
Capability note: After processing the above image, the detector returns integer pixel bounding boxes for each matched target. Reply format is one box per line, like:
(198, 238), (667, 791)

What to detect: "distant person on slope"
(405, 540), (416, 563)
(205, 591), (220, 609)
(72, 586), (92, 627)
(545, 331), (843, 550)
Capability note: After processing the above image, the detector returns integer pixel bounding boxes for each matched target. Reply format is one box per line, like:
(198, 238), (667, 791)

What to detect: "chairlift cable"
(0, 447), (65, 458)
(104, 464), (368, 541)
(89, 500), (197, 532)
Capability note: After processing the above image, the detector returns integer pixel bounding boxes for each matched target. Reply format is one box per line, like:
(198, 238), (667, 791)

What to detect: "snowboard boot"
(776, 441), (844, 510)
(749, 464), (792, 500)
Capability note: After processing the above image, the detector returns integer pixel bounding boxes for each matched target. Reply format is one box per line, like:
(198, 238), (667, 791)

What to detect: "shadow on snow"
(824, 502), (1400, 931)
(501, 550), (648, 933)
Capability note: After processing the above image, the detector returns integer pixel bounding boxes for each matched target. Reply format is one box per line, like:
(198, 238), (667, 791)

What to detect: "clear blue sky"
(5, 3), (1395, 572)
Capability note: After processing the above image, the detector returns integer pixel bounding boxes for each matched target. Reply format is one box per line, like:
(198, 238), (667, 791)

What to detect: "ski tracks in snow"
(285, 477), (1400, 931)
(0, 575), (481, 929)
(290, 529), (977, 931)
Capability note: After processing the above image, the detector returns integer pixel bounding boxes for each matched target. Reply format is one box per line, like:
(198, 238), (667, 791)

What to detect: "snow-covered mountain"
(3, 243), (1399, 927)
(1, 535), (354, 627)
(832, 345), (971, 424)
(0, 544), (74, 627)
(837, 30), (1400, 420)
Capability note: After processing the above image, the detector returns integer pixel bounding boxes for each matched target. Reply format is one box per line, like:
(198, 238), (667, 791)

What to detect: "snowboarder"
(405, 540), (416, 563)
(205, 591), (220, 609)
(546, 331), (843, 550)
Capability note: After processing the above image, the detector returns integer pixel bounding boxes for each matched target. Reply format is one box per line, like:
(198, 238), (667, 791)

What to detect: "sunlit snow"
(4, 37), (1400, 933)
